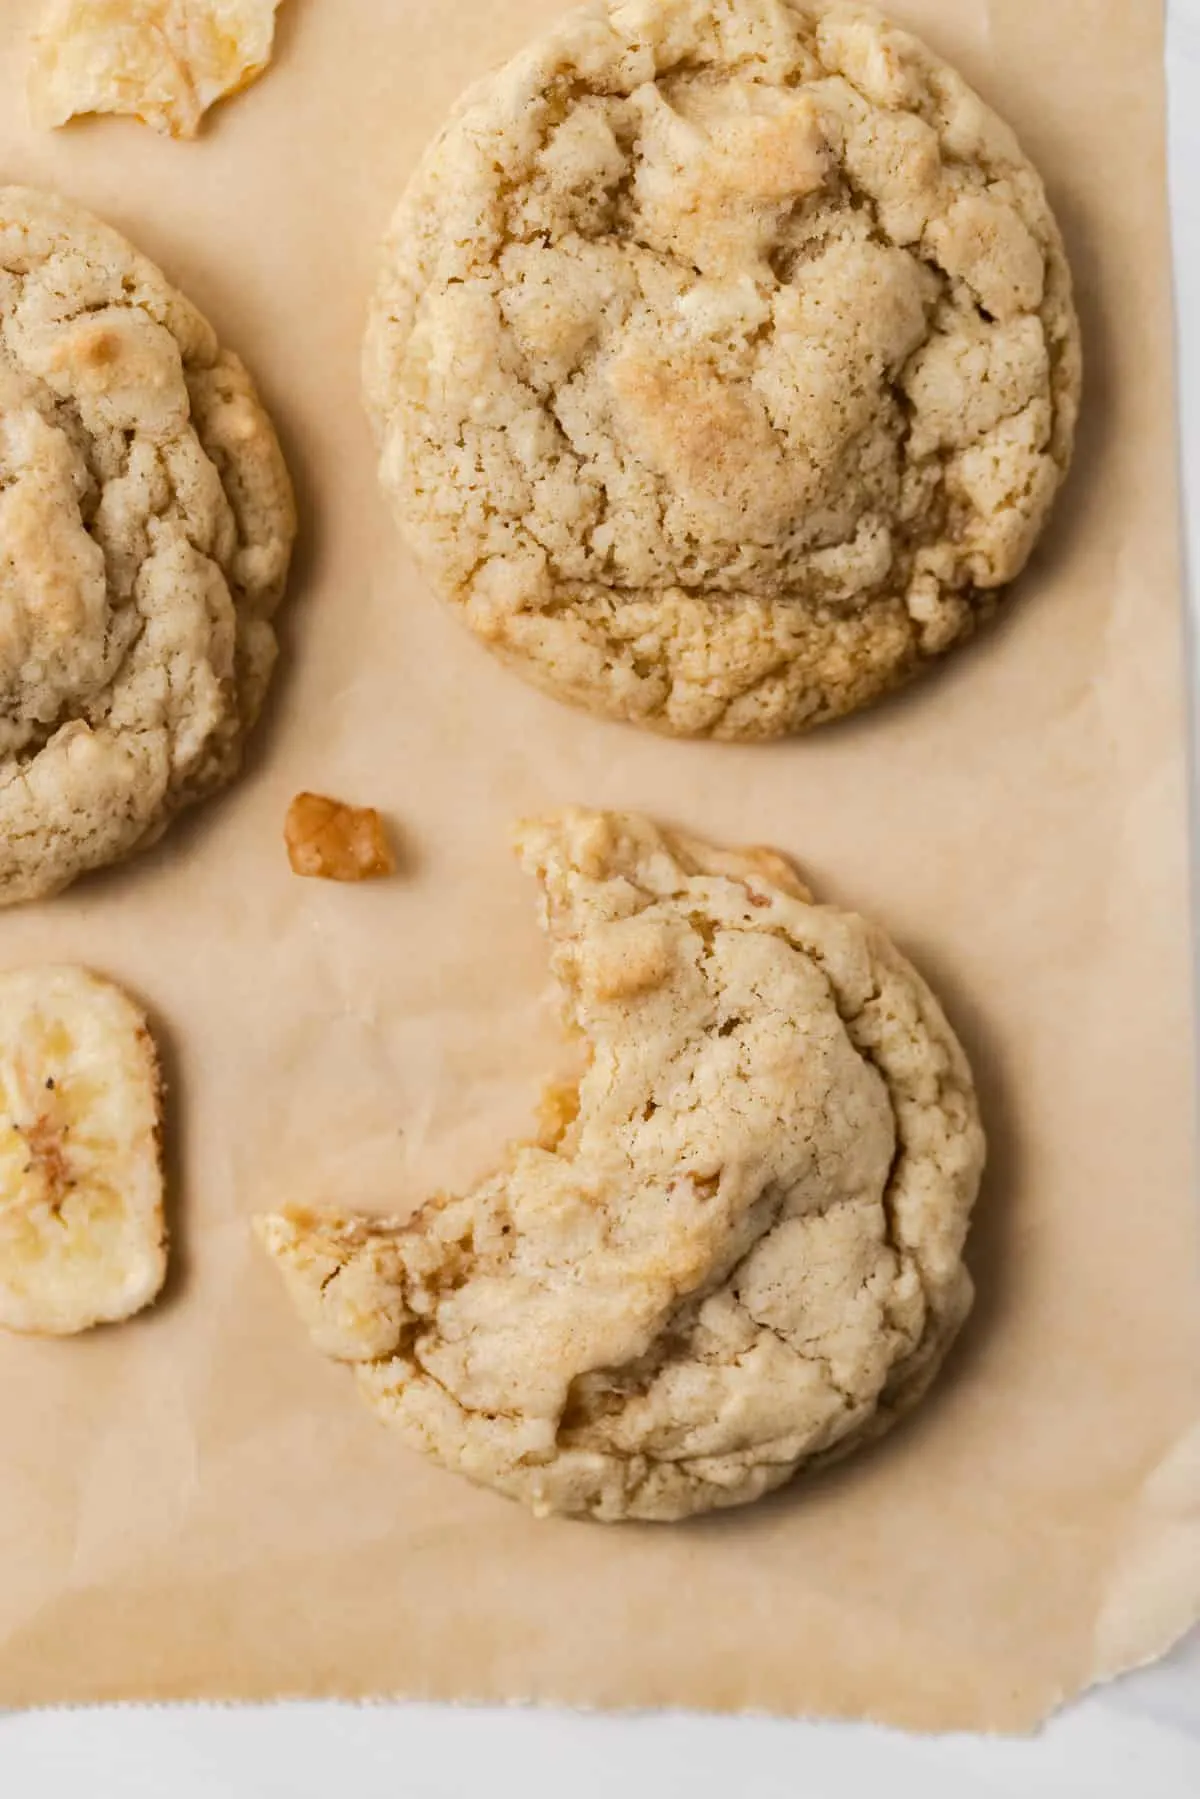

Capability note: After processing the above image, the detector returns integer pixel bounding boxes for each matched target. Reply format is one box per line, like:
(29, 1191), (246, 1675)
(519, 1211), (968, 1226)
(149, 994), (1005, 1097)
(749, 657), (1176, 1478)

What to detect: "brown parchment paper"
(0, 0), (1196, 1734)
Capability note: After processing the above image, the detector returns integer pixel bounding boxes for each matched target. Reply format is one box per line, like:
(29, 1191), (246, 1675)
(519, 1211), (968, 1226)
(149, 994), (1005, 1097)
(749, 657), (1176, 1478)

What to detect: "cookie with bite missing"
(259, 808), (985, 1522)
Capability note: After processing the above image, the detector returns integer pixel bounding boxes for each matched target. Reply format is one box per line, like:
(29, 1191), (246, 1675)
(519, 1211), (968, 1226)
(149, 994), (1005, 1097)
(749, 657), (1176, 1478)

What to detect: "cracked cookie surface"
(0, 186), (295, 904)
(365, 0), (1080, 739)
(259, 808), (985, 1522)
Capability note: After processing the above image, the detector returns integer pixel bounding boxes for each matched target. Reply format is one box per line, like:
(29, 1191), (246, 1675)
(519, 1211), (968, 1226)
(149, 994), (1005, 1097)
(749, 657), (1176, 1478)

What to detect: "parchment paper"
(0, 0), (1196, 1733)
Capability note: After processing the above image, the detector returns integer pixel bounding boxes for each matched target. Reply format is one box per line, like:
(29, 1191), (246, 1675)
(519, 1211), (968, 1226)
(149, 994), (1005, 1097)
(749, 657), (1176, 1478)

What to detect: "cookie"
(0, 186), (295, 904)
(364, 0), (1081, 740)
(259, 808), (985, 1522)
(0, 965), (165, 1335)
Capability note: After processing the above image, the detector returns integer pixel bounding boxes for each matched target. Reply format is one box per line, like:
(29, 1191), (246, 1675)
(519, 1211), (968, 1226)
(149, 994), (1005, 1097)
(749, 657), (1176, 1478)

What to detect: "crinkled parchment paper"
(0, 0), (1196, 1731)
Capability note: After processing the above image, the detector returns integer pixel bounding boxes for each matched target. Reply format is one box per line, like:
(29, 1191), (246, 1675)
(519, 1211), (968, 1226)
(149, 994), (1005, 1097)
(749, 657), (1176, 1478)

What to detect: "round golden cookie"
(0, 187), (296, 904)
(365, 0), (1081, 740)
(260, 809), (986, 1523)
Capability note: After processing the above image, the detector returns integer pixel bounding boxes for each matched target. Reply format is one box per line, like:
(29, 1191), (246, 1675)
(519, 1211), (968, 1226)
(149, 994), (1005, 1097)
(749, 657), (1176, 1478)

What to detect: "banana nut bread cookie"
(364, 0), (1081, 740)
(259, 809), (985, 1522)
(0, 186), (295, 904)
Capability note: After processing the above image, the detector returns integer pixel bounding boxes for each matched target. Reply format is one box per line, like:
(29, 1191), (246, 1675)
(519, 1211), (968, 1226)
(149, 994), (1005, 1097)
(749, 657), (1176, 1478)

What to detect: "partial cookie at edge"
(0, 185), (296, 904)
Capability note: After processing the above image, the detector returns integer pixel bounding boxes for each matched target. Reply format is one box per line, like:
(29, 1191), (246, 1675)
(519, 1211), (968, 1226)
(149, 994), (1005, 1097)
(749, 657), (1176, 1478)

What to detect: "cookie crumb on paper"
(285, 793), (396, 882)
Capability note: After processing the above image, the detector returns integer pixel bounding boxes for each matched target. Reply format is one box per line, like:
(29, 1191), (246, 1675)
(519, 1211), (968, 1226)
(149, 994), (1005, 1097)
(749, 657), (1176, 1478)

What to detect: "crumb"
(285, 792), (395, 882)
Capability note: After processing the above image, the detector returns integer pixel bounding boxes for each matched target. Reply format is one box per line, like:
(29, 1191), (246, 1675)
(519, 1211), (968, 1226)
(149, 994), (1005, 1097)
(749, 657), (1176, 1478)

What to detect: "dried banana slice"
(28, 0), (284, 140)
(0, 966), (166, 1336)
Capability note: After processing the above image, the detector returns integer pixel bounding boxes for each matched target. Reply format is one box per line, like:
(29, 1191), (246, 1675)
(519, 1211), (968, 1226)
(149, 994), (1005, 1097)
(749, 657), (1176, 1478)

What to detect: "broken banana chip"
(28, 0), (284, 140)
(0, 966), (166, 1336)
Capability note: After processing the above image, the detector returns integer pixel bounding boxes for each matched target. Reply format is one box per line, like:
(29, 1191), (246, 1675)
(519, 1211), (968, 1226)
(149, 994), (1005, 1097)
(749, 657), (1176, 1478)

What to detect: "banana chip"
(28, 0), (284, 139)
(0, 966), (166, 1336)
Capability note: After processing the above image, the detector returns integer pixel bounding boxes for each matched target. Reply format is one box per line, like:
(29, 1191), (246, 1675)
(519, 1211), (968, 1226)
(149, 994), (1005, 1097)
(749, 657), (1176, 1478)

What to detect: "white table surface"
(5, 3), (1200, 1791)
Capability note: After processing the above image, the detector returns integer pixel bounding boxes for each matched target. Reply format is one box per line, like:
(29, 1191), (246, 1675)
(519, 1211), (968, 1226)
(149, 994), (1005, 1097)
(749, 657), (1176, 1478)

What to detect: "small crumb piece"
(28, 0), (284, 141)
(285, 792), (396, 883)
